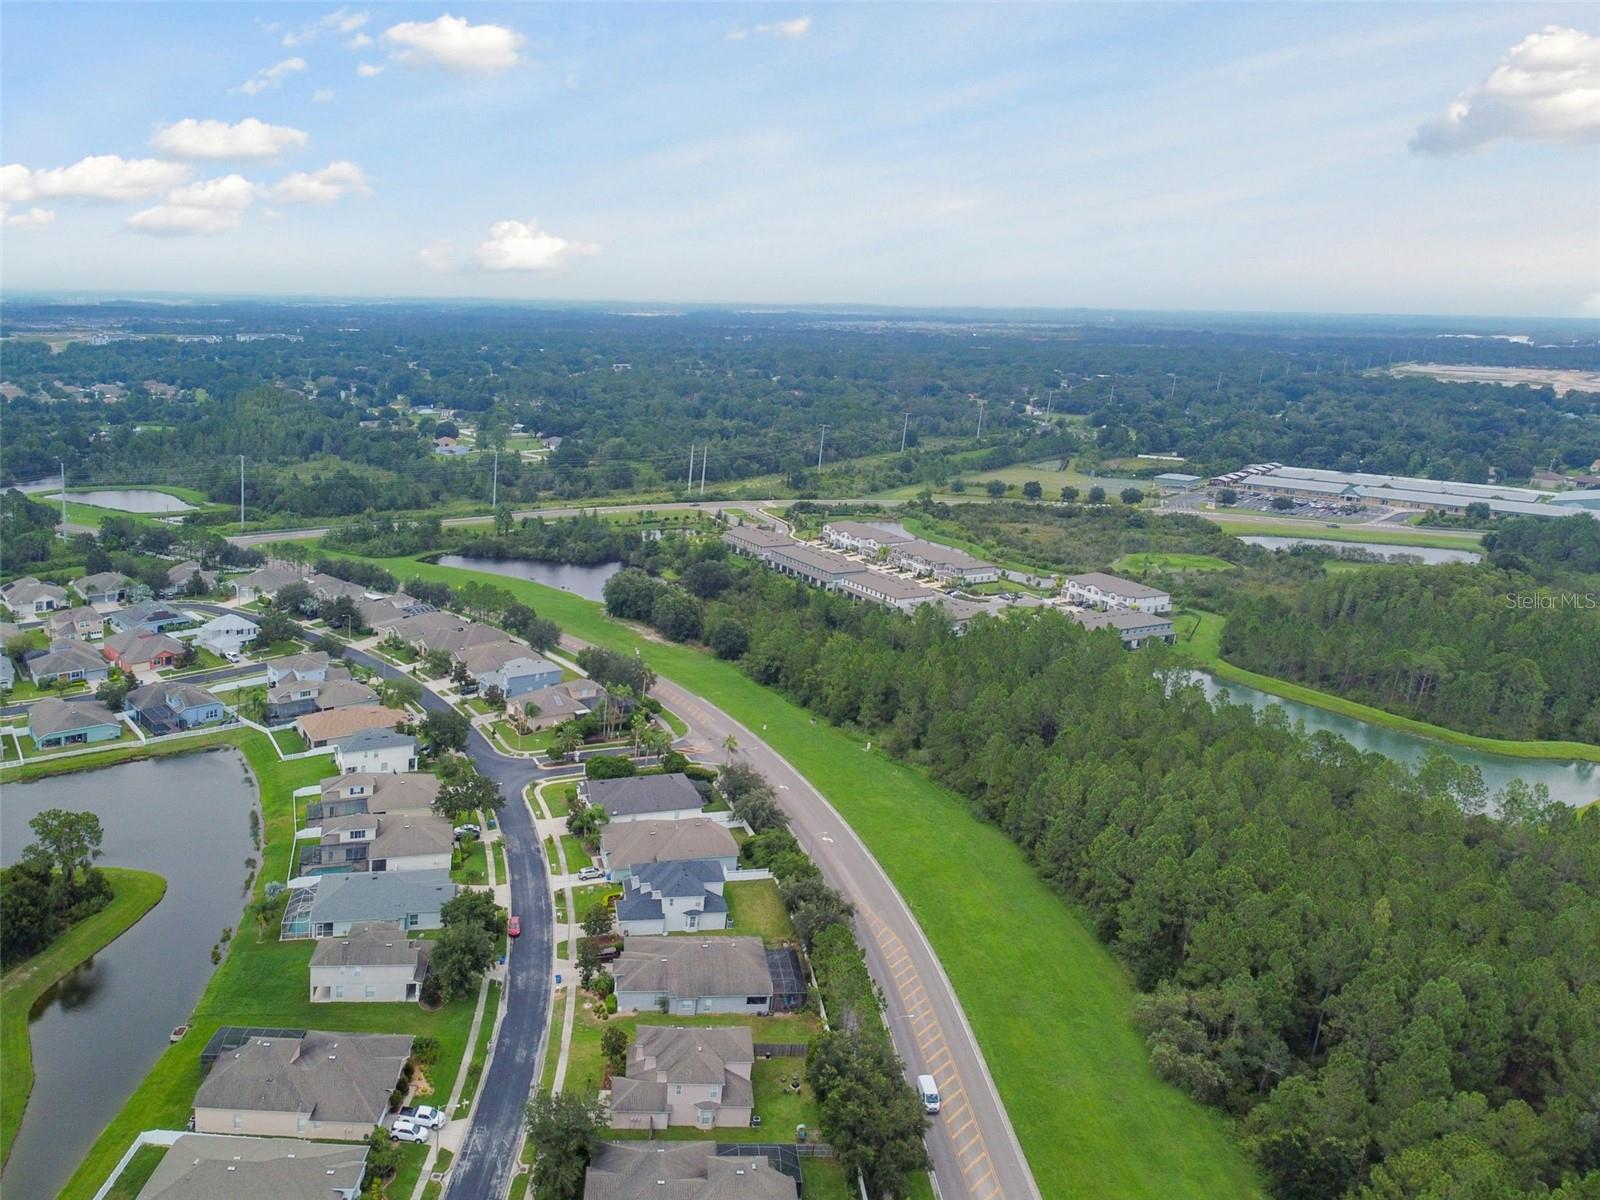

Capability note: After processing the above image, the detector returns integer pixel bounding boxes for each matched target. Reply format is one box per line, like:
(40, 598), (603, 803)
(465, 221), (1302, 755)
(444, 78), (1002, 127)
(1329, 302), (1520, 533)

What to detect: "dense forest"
(1219, 565), (1600, 743)
(594, 540), (1600, 1199)
(4, 302), (1598, 516)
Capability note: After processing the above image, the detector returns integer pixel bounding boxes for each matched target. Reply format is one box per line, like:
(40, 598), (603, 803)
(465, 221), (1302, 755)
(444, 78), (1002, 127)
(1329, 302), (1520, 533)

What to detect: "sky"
(2, 3), (1598, 317)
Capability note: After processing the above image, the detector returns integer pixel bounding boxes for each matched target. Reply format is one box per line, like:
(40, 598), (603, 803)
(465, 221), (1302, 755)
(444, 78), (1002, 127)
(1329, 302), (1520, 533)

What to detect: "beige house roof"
(320, 772), (440, 813)
(612, 937), (773, 1001)
(134, 1135), (367, 1200)
(194, 1030), (413, 1124)
(309, 923), (428, 971)
(296, 705), (407, 743)
(582, 1142), (796, 1200)
(602, 819), (737, 872)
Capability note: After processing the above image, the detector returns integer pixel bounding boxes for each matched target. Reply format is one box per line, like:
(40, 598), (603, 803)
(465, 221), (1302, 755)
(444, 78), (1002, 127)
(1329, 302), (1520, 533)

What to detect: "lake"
(51, 488), (195, 513)
(434, 555), (623, 603)
(0, 751), (258, 1200)
(1239, 535), (1481, 564)
(1185, 672), (1597, 809)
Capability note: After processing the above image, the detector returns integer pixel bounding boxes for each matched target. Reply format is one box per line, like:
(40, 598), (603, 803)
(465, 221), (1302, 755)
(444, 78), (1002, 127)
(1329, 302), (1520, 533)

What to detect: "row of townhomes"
(722, 517), (1176, 647)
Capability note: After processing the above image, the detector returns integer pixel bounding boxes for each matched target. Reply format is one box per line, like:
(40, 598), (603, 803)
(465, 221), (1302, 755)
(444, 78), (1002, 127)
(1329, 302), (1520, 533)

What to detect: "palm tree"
(553, 725), (579, 761)
(722, 732), (739, 755)
(640, 726), (671, 761)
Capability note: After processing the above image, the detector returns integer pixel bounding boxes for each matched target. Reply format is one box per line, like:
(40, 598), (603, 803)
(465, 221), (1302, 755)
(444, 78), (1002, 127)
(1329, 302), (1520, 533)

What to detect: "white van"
(917, 1073), (941, 1114)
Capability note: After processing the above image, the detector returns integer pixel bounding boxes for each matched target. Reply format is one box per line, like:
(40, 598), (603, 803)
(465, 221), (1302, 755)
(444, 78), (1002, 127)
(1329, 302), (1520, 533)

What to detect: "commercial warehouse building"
(1240, 466), (1598, 520)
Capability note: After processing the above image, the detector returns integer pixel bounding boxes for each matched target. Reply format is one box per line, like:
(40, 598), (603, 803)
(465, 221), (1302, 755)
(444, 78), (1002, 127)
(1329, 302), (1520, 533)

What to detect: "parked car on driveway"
(454, 823), (481, 840)
(576, 866), (603, 881)
(507, 914), (521, 938)
(400, 1105), (446, 1130)
(389, 1117), (428, 1143)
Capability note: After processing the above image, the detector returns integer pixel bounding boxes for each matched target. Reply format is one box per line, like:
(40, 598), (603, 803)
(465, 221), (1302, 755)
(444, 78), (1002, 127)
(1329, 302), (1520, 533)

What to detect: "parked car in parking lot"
(389, 1117), (428, 1143)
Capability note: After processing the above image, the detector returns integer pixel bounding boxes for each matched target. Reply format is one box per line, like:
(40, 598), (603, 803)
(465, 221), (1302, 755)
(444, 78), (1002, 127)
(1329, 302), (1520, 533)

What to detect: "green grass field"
(720, 878), (794, 945)
(2, 867), (166, 1166)
(456, 979), (502, 1114)
(1112, 551), (1235, 573)
(52, 733), (478, 1199)
(339, 551), (1264, 1197)
(102, 1143), (168, 1200)
(1200, 513), (1485, 548)
(1173, 610), (1600, 763)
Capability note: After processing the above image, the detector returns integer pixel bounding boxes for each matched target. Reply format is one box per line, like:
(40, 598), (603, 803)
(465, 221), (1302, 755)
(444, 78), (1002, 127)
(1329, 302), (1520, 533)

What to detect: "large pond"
(434, 555), (623, 603)
(1239, 535), (1481, 564)
(1, 751), (258, 1200)
(1185, 672), (1598, 809)
(51, 488), (195, 513)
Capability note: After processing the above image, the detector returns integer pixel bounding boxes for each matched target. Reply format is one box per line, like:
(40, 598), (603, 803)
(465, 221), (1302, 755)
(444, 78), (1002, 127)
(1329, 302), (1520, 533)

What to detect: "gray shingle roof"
(602, 819), (737, 872)
(26, 640), (107, 679)
(612, 937), (772, 1001)
(333, 726), (416, 753)
(582, 1143), (796, 1200)
(309, 923), (427, 970)
(306, 869), (456, 926)
(134, 1134), (367, 1200)
(27, 696), (121, 738)
(193, 1030), (412, 1124)
(584, 773), (703, 818)
(1064, 572), (1170, 600)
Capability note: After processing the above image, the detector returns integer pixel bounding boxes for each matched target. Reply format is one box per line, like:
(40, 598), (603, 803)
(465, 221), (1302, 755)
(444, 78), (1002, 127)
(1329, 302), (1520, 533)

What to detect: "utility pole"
(1216, 372), (1223, 392)
(1258, 365), (1265, 386)
(816, 426), (828, 471)
(900, 412), (911, 453)
(1167, 374), (1177, 402)
(58, 461), (67, 538)
(1045, 390), (1054, 417)
(239, 455), (245, 530)
(687, 444), (696, 489)
(699, 445), (707, 496)
(976, 400), (986, 440)
(491, 448), (499, 509)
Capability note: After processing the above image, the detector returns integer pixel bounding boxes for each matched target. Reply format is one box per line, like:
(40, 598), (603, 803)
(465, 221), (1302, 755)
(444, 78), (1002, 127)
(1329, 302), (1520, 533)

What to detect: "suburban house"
(306, 772), (439, 820)
(296, 705), (408, 748)
(192, 1030), (413, 1140)
(2, 576), (68, 614)
(193, 613), (260, 658)
(230, 563), (304, 603)
(1069, 608), (1176, 648)
(123, 681), (228, 734)
(281, 869), (457, 939)
(934, 594), (992, 629)
(26, 696), (124, 750)
(519, 679), (611, 729)
(581, 773), (706, 824)
(600, 819), (739, 882)
(25, 641), (110, 686)
(45, 606), (103, 642)
(0, 655), (14, 691)
(333, 727), (419, 775)
(616, 860), (729, 936)
(820, 520), (914, 556)
(267, 675), (378, 722)
(306, 573), (369, 602)
(722, 525), (797, 558)
(839, 571), (938, 611)
(610, 1026), (755, 1131)
(102, 629), (185, 672)
(299, 810), (453, 875)
(107, 601), (191, 634)
(162, 560), (218, 596)
(132, 1135), (367, 1200)
(612, 936), (775, 1016)
(581, 1143), (797, 1200)
(357, 597), (408, 630)
(71, 570), (131, 605)
(886, 538), (1000, 584)
(384, 611), (467, 650)
(1062, 572), (1173, 614)
(457, 641), (562, 698)
(309, 922), (429, 1003)
(763, 542), (870, 590)
(422, 621), (506, 659)
(266, 651), (334, 686)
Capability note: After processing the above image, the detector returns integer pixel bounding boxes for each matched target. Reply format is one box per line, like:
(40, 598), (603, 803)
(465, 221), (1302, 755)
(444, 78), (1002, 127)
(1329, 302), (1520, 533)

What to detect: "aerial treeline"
(0, 810), (112, 965)
(603, 549), (1600, 1198)
(1484, 513), (1600, 579)
(1219, 565), (1600, 743)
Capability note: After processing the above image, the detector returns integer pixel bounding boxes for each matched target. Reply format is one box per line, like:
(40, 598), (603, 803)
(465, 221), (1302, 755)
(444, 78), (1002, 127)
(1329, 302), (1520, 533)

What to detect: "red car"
(507, 915), (521, 938)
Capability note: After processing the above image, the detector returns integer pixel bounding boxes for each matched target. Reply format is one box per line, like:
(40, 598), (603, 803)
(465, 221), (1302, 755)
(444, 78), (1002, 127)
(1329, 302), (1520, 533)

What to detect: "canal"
(1238, 535), (1481, 564)
(0, 750), (258, 1199)
(1186, 672), (1597, 809)
(47, 488), (195, 513)
(433, 555), (622, 603)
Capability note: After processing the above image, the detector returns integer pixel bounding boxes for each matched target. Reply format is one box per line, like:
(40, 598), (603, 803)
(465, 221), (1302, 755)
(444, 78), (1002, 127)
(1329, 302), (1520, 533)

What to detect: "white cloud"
(283, 7), (368, 48)
(237, 56), (308, 95)
(729, 16), (811, 41)
(2, 206), (57, 229)
(152, 117), (309, 161)
(1, 155), (190, 202)
(381, 14), (524, 75)
(357, 62), (384, 78)
(312, 88), (336, 103)
(473, 218), (598, 272)
(1412, 26), (1600, 154)
(272, 160), (371, 203)
(349, 32), (372, 48)
(126, 173), (257, 236)
(417, 239), (456, 271)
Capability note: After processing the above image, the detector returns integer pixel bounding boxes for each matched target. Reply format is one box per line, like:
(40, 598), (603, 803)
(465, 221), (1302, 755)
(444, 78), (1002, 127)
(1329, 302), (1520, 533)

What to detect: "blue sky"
(2, 3), (1597, 315)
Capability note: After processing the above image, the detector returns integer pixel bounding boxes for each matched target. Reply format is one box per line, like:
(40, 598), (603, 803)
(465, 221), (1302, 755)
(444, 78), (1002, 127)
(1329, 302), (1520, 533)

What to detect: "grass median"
(340, 551), (1265, 1198)
(55, 733), (477, 1200)
(2, 867), (166, 1166)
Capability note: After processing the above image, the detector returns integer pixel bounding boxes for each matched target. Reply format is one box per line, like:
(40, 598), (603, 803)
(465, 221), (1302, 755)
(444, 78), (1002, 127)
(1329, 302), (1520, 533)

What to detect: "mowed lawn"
(57, 734), (477, 1200)
(348, 552), (1264, 1198)
(1112, 551), (1235, 573)
(2, 867), (166, 1166)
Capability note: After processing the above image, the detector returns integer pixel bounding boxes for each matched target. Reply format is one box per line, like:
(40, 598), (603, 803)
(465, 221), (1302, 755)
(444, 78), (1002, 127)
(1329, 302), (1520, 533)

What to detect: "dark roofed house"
(132, 1134), (367, 1200)
(107, 600), (192, 634)
(266, 651), (334, 686)
(722, 525), (796, 558)
(72, 570), (131, 604)
(616, 860), (729, 936)
(282, 868), (456, 939)
(192, 1029), (413, 1141)
(1063, 572), (1172, 615)
(1, 576), (67, 615)
(1069, 608), (1175, 648)
(309, 923), (429, 1003)
(612, 936), (774, 1016)
(579, 773), (705, 823)
(161, 560), (218, 597)
(124, 681), (227, 734)
(25, 640), (110, 685)
(600, 818), (739, 882)
(333, 727), (419, 775)
(581, 1142), (797, 1200)
(27, 696), (124, 750)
